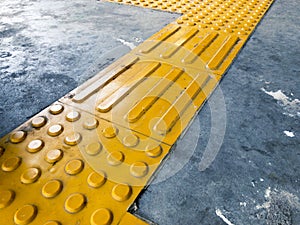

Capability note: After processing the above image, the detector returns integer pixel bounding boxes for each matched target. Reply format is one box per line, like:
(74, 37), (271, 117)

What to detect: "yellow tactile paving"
(108, 0), (273, 35)
(62, 55), (218, 145)
(1, 0), (274, 224)
(0, 103), (170, 224)
(106, 0), (274, 76)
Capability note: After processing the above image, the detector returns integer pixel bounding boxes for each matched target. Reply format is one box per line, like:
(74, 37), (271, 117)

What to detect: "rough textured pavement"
(0, 0), (177, 137)
(0, 0), (299, 224)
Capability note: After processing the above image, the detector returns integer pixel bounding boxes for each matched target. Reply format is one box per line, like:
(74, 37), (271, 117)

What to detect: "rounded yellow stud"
(130, 162), (149, 178)
(197, 13), (205, 19)
(64, 132), (81, 146)
(47, 124), (63, 137)
(64, 193), (86, 214)
(199, 23), (207, 28)
(49, 104), (64, 115)
(43, 221), (61, 225)
(66, 111), (81, 122)
(26, 139), (44, 153)
(181, 8), (187, 13)
(227, 23), (237, 29)
(90, 208), (113, 225)
(216, 7), (224, 14)
(107, 151), (124, 166)
(181, 15), (188, 21)
(173, 6), (181, 11)
(1, 157), (22, 172)
(237, 30), (247, 35)
(176, 19), (183, 24)
(192, 17), (200, 23)
(65, 159), (84, 175)
(85, 142), (102, 156)
(203, 19), (212, 25)
(10, 131), (27, 144)
(187, 12), (193, 17)
(83, 118), (99, 130)
(102, 126), (118, 138)
(199, 3), (205, 8)
(211, 25), (220, 31)
(187, 21), (196, 26)
(42, 179), (63, 198)
(14, 204), (37, 225)
(215, 20), (224, 26)
(123, 134), (139, 147)
(87, 171), (106, 188)
(31, 116), (47, 128)
(45, 149), (63, 163)
(224, 28), (234, 33)
(112, 184), (132, 202)
(209, 5), (216, 10)
(0, 190), (15, 209)
(145, 145), (162, 158)
(21, 168), (41, 184)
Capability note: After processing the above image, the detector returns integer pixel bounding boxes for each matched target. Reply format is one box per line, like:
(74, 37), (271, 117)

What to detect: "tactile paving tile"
(107, 0), (273, 37)
(60, 0), (274, 144)
(105, 0), (274, 75)
(61, 52), (218, 145)
(1, 0), (275, 224)
(0, 103), (170, 224)
(131, 23), (244, 76)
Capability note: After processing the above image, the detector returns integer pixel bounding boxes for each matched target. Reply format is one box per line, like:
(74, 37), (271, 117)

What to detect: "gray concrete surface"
(0, 0), (177, 137)
(0, 0), (299, 224)
(136, 0), (300, 224)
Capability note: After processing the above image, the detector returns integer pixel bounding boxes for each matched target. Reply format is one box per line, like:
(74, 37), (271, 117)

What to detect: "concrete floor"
(0, 0), (299, 224)
(135, 1), (300, 224)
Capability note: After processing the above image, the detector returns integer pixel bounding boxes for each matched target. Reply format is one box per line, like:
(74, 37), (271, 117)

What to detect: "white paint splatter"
(284, 130), (295, 137)
(261, 88), (300, 117)
(240, 202), (247, 207)
(256, 187), (272, 210)
(265, 187), (271, 198)
(256, 188), (300, 211)
(262, 88), (289, 102)
(133, 37), (143, 43)
(256, 201), (270, 210)
(215, 209), (235, 225)
(115, 38), (136, 49)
